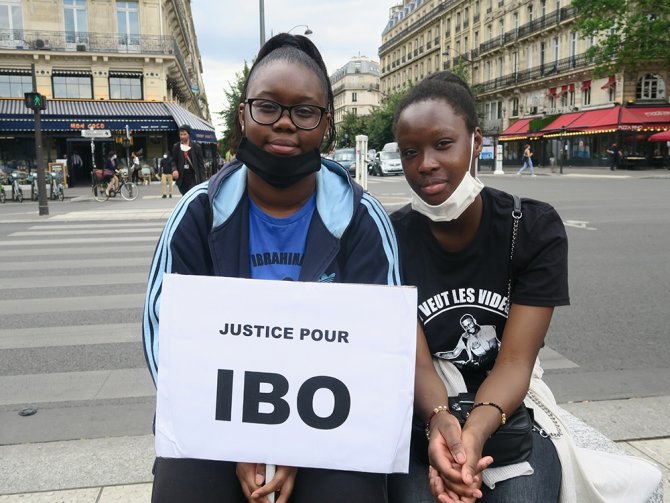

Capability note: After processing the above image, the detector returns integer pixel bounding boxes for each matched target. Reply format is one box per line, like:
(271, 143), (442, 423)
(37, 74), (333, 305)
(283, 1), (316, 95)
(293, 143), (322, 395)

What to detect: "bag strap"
(506, 195), (523, 315)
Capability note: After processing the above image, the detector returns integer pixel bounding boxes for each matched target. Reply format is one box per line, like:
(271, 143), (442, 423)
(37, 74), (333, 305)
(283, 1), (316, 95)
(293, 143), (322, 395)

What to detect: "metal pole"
(560, 127), (565, 175)
(32, 63), (48, 216)
(259, 0), (266, 47)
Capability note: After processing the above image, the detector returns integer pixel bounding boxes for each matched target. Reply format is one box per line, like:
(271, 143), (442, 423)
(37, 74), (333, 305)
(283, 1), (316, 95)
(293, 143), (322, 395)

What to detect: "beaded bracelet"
(425, 405), (450, 440)
(471, 402), (507, 426)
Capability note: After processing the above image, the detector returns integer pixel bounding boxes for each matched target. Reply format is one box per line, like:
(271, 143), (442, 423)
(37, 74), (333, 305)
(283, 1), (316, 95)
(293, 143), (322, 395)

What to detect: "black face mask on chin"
(236, 137), (322, 189)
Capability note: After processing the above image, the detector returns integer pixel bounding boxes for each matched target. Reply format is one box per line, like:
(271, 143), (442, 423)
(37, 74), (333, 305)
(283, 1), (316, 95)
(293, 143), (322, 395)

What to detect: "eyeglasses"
(245, 98), (327, 130)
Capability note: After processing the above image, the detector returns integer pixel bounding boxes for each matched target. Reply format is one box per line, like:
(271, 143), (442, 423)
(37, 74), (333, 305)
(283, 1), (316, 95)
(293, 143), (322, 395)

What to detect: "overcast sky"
(191, 0), (397, 137)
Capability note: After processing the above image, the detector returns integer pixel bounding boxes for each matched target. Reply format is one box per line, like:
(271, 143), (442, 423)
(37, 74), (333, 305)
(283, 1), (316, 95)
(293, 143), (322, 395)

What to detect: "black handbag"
(448, 392), (534, 467)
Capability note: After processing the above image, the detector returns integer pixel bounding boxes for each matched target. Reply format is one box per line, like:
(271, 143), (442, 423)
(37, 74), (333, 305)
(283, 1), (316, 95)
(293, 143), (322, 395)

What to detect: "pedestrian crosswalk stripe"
(10, 227), (163, 237)
(0, 323), (140, 349)
(0, 236), (158, 247)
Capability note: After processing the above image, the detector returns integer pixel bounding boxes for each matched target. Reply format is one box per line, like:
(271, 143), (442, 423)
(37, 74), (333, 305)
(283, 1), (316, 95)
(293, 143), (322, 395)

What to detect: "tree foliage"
(363, 87), (411, 151)
(571, 0), (670, 76)
(217, 62), (250, 154)
(337, 112), (370, 148)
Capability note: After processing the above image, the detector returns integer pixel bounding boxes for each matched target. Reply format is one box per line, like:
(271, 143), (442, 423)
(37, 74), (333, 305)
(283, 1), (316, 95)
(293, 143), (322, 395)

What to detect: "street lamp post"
(259, 0), (265, 47)
(560, 126), (566, 175)
(287, 24), (313, 36)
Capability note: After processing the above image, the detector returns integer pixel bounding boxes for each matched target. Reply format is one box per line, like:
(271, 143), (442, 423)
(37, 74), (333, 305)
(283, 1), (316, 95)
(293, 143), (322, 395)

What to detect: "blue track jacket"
(143, 158), (401, 384)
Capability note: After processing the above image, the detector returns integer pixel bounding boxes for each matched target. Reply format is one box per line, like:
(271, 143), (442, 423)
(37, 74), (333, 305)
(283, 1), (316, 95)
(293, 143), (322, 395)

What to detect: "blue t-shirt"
(248, 194), (316, 280)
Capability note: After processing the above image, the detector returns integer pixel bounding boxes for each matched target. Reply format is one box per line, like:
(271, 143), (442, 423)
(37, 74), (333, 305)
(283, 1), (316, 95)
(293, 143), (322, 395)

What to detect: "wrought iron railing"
(472, 53), (591, 95)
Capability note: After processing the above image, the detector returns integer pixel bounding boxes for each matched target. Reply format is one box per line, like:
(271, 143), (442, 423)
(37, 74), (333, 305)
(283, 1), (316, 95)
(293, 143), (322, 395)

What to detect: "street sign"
(81, 129), (111, 138)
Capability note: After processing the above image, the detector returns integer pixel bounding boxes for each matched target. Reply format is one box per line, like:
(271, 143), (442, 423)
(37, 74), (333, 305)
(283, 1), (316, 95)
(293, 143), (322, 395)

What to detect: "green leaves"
(571, 0), (670, 76)
(218, 62), (251, 154)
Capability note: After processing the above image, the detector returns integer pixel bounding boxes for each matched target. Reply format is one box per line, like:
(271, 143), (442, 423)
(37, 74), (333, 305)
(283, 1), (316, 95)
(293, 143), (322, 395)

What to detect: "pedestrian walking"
(159, 153), (173, 198)
(130, 152), (141, 184)
(170, 124), (205, 195)
(516, 144), (536, 176)
(606, 143), (622, 171)
(69, 150), (83, 187)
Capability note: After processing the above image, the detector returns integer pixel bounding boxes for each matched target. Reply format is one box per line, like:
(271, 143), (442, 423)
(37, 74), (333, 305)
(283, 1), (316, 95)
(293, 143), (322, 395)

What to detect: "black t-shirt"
(391, 187), (569, 390)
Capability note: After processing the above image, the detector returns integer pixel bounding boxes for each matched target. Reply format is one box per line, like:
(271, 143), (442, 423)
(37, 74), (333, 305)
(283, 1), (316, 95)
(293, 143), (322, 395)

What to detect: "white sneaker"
(531, 174), (537, 177)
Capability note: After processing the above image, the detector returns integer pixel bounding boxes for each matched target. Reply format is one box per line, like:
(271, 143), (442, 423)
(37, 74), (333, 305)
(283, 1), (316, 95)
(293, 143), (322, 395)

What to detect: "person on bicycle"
(104, 151), (119, 197)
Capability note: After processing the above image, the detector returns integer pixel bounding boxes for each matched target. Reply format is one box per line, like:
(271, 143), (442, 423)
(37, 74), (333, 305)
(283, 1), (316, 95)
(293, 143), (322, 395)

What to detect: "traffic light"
(24, 92), (47, 111)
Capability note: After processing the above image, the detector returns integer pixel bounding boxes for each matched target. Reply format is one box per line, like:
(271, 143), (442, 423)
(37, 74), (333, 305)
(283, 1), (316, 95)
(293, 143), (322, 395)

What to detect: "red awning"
(557, 85), (569, 97)
(546, 87), (557, 98)
(581, 80), (591, 91)
(540, 111), (584, 133)
(568, 106), (621, 133)
(569, 83), (575, 92)
(619, 106), (670, 130)
(499, 118), (531, 136)
(600, 75), (616, 89)
(649, 130), (670, 142)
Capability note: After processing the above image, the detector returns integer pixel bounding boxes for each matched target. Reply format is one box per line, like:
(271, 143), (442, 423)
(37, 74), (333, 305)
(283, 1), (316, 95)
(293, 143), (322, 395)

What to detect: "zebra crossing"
(0, 216), (163, 496)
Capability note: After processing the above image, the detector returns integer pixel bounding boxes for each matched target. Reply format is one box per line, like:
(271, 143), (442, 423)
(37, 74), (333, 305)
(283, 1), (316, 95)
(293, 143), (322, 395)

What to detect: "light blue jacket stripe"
(143, 184), (208, 384)
(360, 193), (401, 285)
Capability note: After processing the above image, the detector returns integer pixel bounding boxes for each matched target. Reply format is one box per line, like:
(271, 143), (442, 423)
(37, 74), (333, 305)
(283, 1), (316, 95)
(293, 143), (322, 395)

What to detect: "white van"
(382, 142), (399, 152)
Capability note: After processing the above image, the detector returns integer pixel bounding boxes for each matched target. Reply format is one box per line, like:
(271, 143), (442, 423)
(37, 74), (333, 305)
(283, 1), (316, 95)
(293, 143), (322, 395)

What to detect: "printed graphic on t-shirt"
(248, 195), (315, 281)
(435, 313), (501, 370)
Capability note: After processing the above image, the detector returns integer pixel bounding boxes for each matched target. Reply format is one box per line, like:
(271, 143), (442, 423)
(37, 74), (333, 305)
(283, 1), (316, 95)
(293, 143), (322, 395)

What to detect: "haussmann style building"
(0, 0), (216, 186)
(379, 0), (669, 170)
(330, 55), (382, 134)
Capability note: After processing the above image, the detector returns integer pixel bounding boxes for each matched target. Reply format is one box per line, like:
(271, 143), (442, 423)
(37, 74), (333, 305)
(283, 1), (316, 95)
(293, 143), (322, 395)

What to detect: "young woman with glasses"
(143, 33), (400, 503)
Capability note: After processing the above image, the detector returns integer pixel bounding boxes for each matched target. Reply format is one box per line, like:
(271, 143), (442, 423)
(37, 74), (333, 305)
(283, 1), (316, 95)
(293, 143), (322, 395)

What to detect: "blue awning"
(0, 99), (217, 142)
(164, 102), (217, 143)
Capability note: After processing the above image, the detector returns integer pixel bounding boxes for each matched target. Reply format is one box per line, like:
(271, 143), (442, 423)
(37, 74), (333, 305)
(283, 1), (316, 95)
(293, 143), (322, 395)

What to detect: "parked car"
(370, 150), (403, 176)
(331, 148), (356, 177)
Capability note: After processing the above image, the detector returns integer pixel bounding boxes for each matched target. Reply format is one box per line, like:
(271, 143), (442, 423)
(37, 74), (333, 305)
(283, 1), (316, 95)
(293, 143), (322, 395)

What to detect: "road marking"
(0, 293), (145, 315)
(564, 220), (597, 230)
(0, 236), (158, 246)
(0, 368), (154, 406)
(0, 272), (146, 289)
(0, 323), (140, 349)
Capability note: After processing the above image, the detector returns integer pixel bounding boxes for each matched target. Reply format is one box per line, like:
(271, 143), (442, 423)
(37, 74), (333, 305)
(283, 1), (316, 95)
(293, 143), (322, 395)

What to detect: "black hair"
(393, 71), (479, 134)
(179, 124), (192, 136)
(234, 33), (336, 152)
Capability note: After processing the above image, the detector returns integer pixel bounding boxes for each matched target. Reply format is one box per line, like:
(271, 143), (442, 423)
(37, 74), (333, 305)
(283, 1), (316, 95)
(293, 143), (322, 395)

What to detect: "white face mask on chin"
(409, 132), (484, 222)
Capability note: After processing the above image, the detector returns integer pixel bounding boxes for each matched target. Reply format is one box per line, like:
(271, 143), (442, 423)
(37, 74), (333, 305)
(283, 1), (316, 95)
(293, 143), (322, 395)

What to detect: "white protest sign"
(155, 274), (417, 474)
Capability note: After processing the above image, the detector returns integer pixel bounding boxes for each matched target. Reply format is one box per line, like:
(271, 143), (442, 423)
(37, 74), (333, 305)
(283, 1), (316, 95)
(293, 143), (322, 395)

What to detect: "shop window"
(52, 75), (92, 99)
(608, 83), (616, 102)
(0, 73), (31, 97)
(636, 74), (665, 100)
(109, 75), (142, 99)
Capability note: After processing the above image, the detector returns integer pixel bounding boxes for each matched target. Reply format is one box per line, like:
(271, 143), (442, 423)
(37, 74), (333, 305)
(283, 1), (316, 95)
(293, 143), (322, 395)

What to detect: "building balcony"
(0, 29), (178, 56)
(472, 53), (592, 96)
(0, 29), (199, 109)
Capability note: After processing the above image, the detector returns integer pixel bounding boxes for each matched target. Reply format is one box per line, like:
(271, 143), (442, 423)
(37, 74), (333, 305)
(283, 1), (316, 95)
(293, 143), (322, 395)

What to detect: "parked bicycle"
(9, 171), (25, 203)
(0, 172), (7, 203)
(49, 171), (65, 201)
(91, 168), (139, 202)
